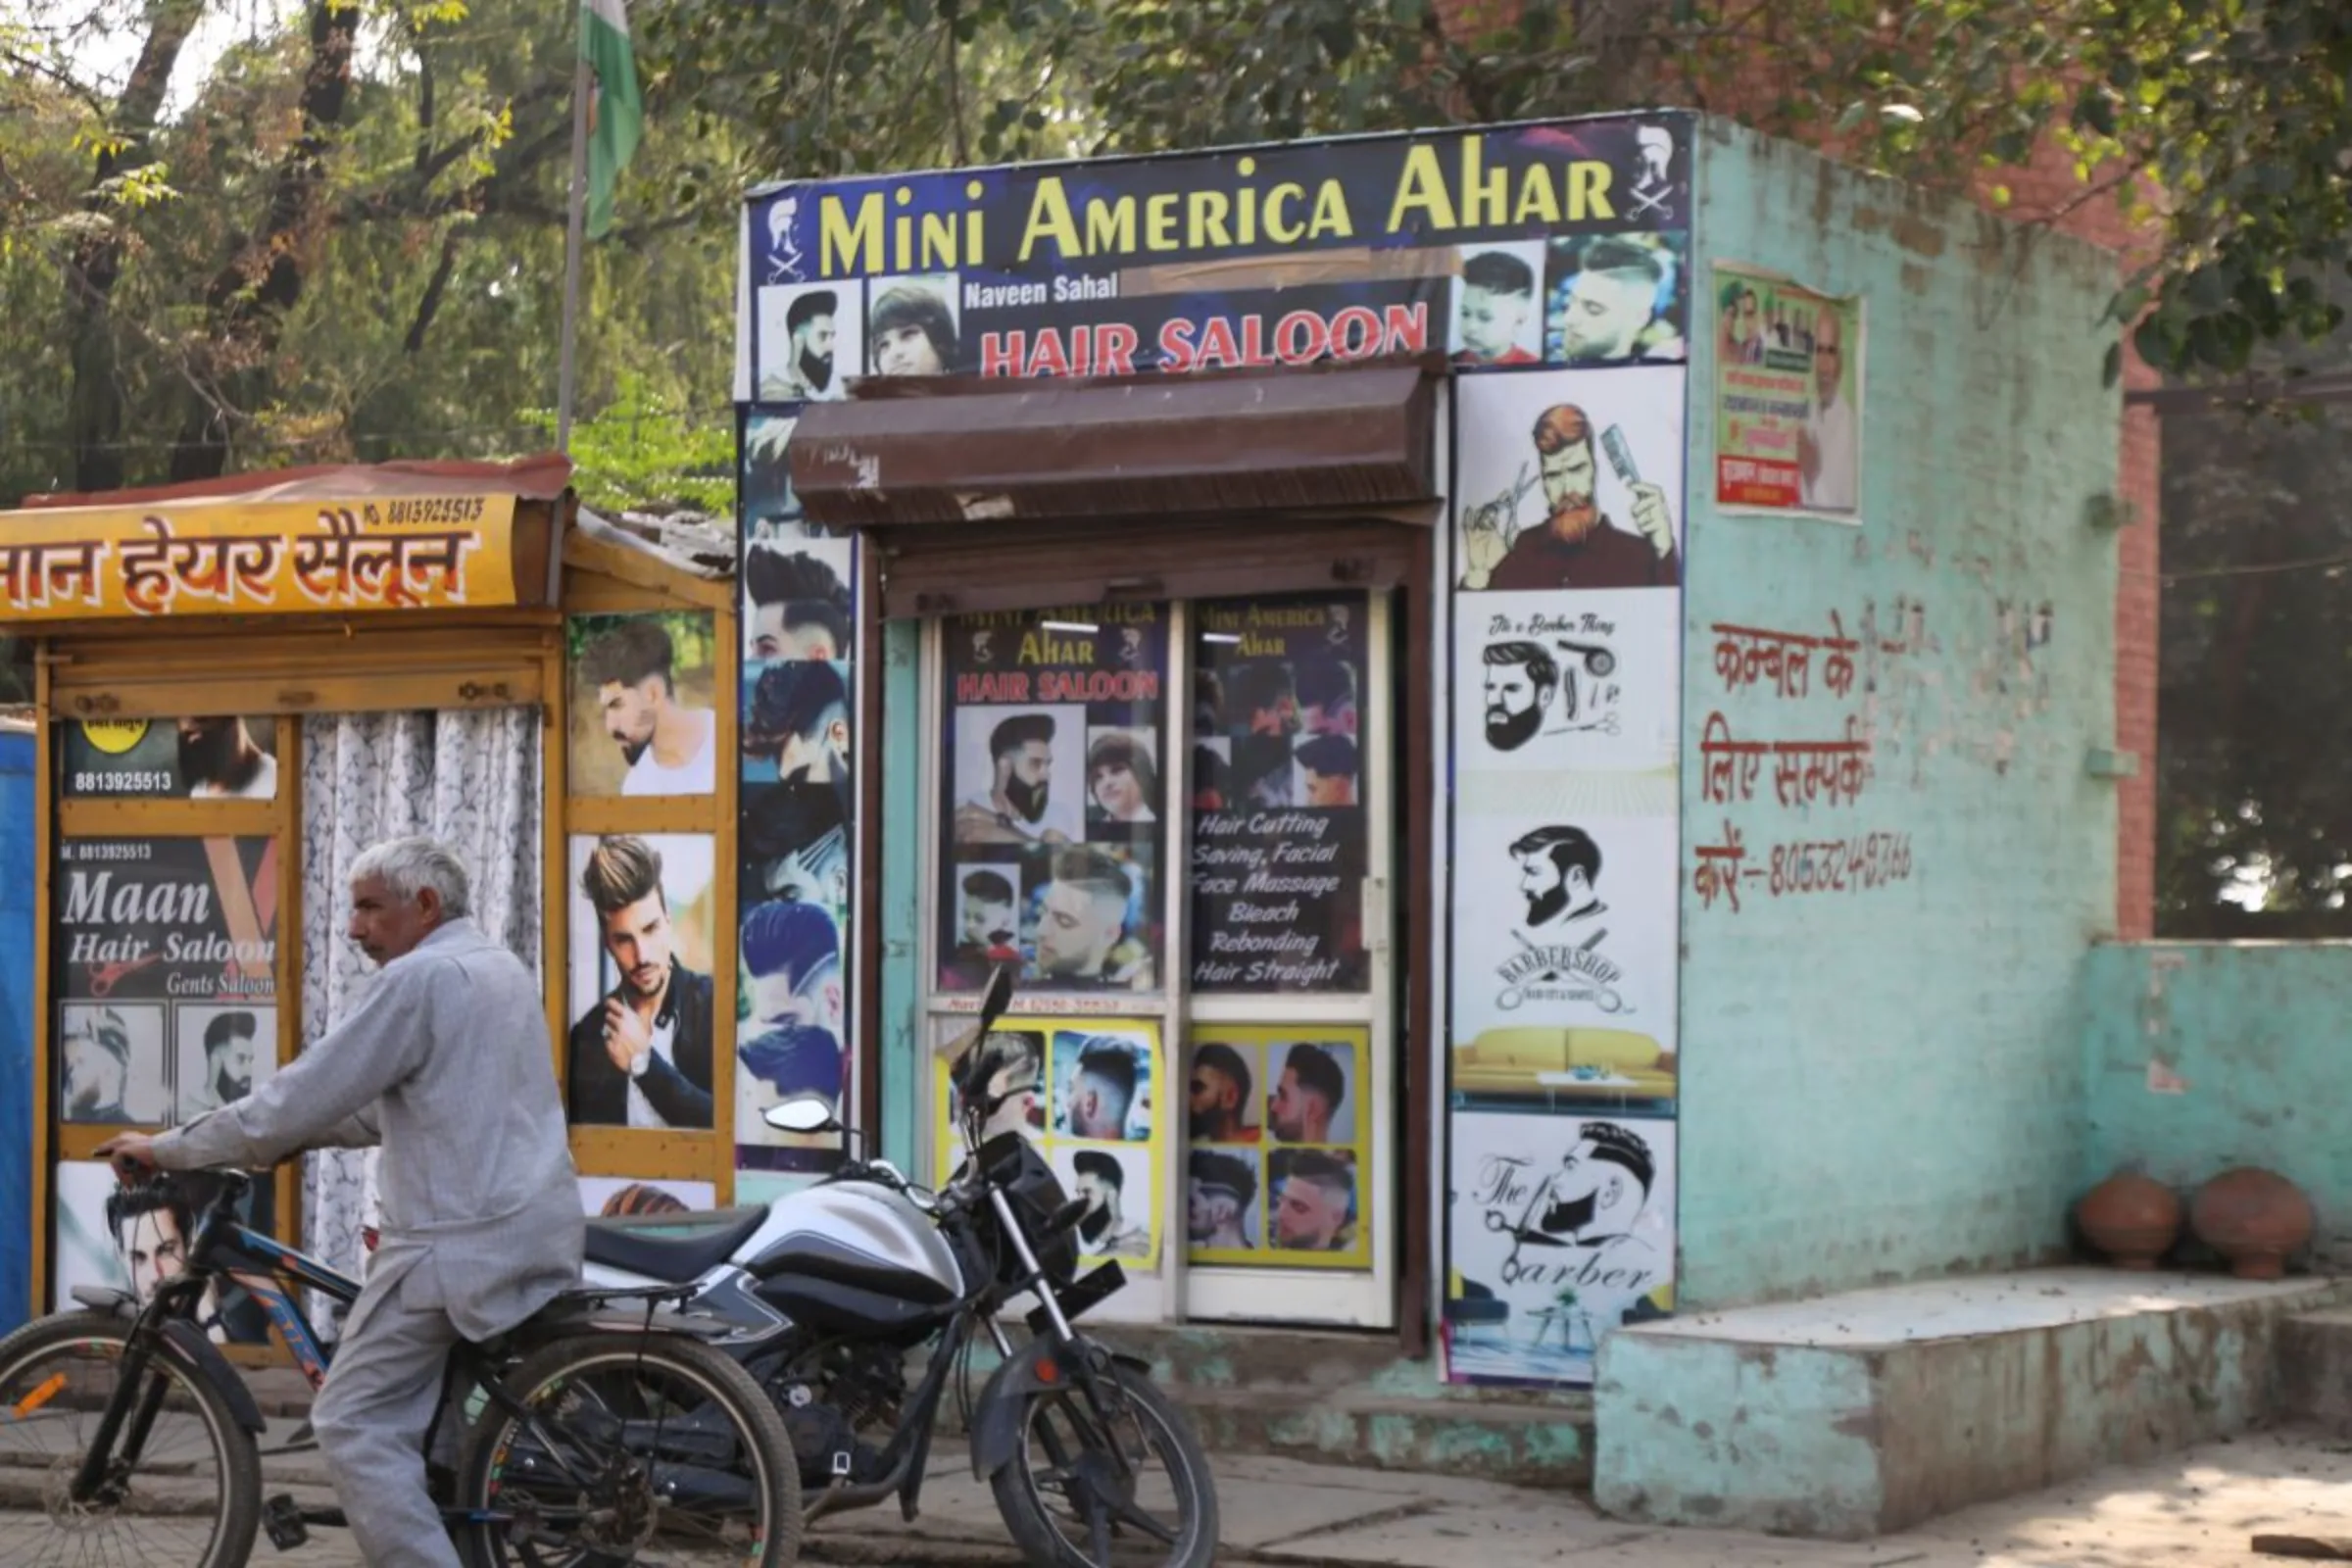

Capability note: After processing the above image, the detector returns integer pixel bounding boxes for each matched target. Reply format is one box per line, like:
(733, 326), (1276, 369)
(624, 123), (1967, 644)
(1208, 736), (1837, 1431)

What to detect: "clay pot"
(2189, 1166), (2315, 1281)
(2076, 1171), (2181, 1270)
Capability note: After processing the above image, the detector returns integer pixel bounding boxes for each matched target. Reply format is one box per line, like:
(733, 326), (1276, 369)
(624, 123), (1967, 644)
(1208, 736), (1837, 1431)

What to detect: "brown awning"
(790, 359), (1441, 530)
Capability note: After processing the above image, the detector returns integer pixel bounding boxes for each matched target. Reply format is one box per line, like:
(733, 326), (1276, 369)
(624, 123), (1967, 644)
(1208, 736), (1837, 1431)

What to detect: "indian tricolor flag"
(580, 0), (643, 240)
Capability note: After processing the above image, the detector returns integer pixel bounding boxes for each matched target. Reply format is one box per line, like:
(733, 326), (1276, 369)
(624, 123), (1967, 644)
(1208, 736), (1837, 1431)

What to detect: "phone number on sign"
(72, 770), (174, 795)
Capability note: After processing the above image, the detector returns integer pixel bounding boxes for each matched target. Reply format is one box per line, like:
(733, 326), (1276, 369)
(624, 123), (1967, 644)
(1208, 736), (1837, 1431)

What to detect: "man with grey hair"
(98, 834), (581, 1568)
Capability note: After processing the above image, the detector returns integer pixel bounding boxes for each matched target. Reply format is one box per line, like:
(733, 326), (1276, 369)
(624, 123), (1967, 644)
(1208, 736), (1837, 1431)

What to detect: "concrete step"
(1093, 1324), (1595, 1489)
(2278, 1305), (2352, 1433)
(1596, 1267), (2346, 1541)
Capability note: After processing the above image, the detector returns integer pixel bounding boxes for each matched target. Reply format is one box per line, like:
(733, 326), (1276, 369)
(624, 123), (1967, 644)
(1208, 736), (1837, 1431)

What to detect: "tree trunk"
(66, 0), (207, 493)
(170, 0), (360, 482)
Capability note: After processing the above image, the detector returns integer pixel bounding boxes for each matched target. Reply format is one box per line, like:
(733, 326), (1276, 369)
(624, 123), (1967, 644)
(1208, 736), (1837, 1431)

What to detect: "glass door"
(1178, 591), (1394, 1328)
(916, 591), (1396, 1330)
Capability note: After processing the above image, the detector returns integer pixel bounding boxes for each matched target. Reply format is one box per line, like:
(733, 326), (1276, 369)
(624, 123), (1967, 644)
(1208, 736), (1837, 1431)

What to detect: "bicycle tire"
(0, 1309), (263, 1568)
(454, 1331), (804, 1568)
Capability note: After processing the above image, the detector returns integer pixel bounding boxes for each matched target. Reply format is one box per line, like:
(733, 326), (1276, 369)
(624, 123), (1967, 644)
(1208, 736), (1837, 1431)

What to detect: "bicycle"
(0, 1167), (804, 1567)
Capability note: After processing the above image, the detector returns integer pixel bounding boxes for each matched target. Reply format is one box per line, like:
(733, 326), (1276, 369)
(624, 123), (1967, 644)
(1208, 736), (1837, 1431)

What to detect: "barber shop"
(742, 111), (1700, 1368)
(0, 458), (859, 1358)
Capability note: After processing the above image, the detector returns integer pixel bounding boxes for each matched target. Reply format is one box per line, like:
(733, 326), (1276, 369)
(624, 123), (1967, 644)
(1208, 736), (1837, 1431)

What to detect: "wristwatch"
(627, 1051), (651, 1080)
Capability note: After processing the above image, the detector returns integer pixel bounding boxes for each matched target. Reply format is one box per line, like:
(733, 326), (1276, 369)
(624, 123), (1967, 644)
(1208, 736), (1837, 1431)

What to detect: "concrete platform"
(2280, 1305), (2352, 1434)
(1102, 1323), (1595, 1487)
(1592, 1266), (2345, 1541)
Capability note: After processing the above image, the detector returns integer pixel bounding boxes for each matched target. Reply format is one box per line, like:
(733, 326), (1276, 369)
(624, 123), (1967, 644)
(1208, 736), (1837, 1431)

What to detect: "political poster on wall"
(1444, 1111), (1675, 1386)
(1189, 593), (1369, 994)
(743, 118), (1692, 390)
(53, 836), (277, 1128)
(1712, 261), (1864, 519)
(62, 716), (281, 800)
(936, 606), (1167, 1001)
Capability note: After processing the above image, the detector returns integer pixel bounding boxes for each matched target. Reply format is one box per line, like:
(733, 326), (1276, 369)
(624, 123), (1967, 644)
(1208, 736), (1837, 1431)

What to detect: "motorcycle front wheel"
(989, 1357), (1217, 1568)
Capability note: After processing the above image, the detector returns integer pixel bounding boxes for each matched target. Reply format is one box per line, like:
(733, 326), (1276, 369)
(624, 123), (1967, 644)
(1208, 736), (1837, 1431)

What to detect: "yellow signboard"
(0, 495), (519, 621)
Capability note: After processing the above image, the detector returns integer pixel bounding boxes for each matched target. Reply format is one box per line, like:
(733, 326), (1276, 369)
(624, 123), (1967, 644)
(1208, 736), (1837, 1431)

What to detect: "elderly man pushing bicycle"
(98, 834), (585, 1568)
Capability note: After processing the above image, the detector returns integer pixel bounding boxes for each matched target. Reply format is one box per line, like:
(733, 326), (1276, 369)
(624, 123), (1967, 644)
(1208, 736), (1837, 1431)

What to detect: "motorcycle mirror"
(978, 965), (1015, 1033)
(762, 1096), (841, 1136)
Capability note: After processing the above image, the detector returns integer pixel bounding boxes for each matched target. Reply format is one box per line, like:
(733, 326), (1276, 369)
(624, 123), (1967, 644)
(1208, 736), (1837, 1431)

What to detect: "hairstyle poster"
(578, 1176), (717, 1218)
(1445, 1111), (1676, 1387)
(53, 1160), (278, 1345)
(62, 715), (281, 801)
(564, 833), (719, 1132)
(52, 836), (277, 1129)
(936, 607), (1167, 999)
(1454, 590), (1681, 778)
(1453, 366), (1685, 594)
(1185, 1024), (1371, 1271)
(564, 611), (719, 798)
(932, 1015), (1165, 1272)
(1189, 592), (1370, 996)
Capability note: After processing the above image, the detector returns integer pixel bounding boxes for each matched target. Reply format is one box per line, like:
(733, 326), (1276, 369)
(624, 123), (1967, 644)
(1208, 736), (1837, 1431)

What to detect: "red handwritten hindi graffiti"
(1690, 821), (1913, 912)
(1709, 614), (1858, 701)
(1697, 711), (1872, 808)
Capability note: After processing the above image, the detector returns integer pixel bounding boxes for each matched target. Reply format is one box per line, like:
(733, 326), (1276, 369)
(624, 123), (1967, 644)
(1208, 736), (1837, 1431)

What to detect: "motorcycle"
(577, 965), (1219, 1568)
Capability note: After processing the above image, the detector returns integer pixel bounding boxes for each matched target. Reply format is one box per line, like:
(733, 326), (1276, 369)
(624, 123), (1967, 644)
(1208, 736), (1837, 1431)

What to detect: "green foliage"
(535, 370), (735, 517)
(1674, 0), (2352, 380)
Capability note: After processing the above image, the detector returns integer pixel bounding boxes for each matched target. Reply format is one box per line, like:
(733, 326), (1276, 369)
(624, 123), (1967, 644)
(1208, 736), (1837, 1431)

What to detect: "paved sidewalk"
(803, 1427), (2352, 1566)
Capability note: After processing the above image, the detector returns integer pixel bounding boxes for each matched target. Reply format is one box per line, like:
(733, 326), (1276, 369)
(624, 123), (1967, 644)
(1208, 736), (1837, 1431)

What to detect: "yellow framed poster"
(933, 1015), (1165, 1273)
(1185, 1023), (1371, 1271)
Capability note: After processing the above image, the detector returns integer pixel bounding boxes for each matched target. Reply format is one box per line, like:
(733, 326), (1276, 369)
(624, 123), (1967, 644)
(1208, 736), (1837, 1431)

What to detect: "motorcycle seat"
(583, 1205), (768, 1283)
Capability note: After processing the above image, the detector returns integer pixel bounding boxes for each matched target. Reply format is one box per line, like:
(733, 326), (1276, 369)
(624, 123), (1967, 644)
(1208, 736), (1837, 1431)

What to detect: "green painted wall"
(1676, 121), (2125, 1308)
(879, 615), (922, 1171)
(2079, 941), (2352, 1269)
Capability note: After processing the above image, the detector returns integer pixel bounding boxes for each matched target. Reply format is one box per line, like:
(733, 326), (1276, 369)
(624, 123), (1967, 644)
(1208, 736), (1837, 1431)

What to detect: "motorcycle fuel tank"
(735, 1180), (966, 1339)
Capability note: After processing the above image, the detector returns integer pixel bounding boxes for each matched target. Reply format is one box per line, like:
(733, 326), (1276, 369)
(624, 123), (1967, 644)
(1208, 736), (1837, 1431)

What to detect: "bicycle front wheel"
(455, 1331), (802, 1568)
(0, 1309), (262, 1568)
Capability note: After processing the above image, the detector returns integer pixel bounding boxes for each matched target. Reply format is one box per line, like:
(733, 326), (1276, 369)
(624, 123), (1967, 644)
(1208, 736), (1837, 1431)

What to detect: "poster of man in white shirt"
(568, 612), (718, 797)
(1797, 306), (1859, 514)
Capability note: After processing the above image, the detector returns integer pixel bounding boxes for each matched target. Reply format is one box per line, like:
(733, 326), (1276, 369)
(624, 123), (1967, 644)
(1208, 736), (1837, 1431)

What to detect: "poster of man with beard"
(936, 606), (1167, 994)
(1453, 592), (1680, 776)
(1454, 367), (1685, 593)
(62, 715), (280, 800)
(1445, 1111), (1676, 1387)
(755, 280), (862, 403)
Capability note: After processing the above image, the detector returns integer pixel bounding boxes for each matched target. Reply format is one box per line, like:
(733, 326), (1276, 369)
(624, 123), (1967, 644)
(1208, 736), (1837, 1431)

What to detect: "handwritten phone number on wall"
(71, 770), (174, 795)
(1690, 821), (1913, 912)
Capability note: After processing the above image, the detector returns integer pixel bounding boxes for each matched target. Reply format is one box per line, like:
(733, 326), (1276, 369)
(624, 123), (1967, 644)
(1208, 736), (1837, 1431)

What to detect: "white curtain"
(298, 708), (541, 1334)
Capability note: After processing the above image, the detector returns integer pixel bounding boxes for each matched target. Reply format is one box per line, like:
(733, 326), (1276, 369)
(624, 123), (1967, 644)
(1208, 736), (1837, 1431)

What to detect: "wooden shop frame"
(22, 505), (749, 1362)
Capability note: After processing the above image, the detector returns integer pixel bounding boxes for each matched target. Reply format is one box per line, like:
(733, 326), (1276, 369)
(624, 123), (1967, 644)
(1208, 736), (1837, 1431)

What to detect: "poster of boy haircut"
(565, 612), (719, 798)
(565, 833), (719, 1130)
(744, 538), (855, 662)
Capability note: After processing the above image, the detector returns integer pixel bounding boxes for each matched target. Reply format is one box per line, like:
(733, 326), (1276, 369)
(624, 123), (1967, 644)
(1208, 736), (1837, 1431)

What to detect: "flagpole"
(555, 47), (591, 453)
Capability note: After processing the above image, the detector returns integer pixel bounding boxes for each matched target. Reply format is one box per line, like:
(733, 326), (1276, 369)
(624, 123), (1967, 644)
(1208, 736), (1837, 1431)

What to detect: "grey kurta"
(152, 916), (584, 1341)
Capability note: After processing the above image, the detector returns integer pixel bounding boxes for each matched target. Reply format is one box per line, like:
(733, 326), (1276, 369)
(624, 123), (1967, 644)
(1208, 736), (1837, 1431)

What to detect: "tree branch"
(403, 229), (462, 354)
